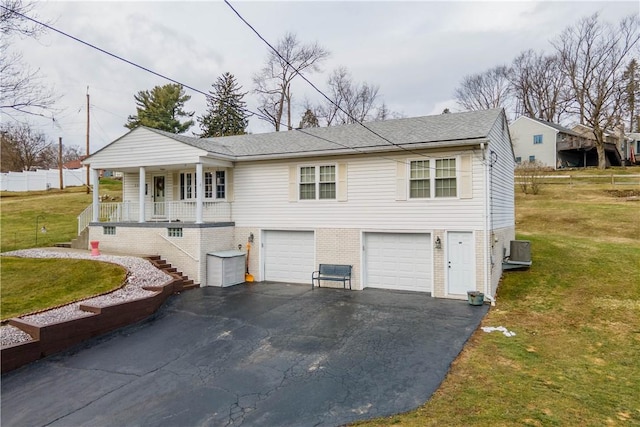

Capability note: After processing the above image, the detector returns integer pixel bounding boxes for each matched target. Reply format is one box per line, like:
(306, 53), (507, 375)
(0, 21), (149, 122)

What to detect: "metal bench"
(312, 264), (352, 290)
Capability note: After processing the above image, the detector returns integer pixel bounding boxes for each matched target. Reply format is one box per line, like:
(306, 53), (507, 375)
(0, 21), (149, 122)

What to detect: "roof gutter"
(230, 137), (490, 162)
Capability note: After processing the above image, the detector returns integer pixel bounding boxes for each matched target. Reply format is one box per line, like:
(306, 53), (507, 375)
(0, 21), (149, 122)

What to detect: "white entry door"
(153, 176), (165, 217)
(447, 231), (475, 295)
(263, 230), (314, 283)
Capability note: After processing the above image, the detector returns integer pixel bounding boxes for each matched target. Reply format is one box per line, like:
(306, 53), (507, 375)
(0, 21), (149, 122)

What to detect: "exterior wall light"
(435, 236), (442, 249)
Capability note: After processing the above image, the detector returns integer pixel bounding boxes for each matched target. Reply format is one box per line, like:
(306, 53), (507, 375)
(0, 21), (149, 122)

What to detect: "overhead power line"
(1, 4), (476, 171)
(223, 0), (428, 157)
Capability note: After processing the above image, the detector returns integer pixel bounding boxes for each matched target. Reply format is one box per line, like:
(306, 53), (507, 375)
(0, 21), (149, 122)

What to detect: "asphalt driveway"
(1, 282), (488, 427)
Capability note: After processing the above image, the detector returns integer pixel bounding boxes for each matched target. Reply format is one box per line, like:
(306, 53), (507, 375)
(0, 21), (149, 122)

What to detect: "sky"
(4, 0), (639, 153)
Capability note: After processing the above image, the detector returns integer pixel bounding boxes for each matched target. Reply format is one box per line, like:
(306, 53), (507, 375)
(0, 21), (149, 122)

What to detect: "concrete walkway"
(1, 283), (488, 426)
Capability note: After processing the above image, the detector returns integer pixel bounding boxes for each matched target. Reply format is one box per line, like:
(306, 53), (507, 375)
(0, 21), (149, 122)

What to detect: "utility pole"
(58, 137), (63, 190)
(86, 87), (90, 194)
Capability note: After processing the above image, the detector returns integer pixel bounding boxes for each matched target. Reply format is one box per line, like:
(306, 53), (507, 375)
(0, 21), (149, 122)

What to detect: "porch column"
(139, 166), (146, 223)
(91, 168), (99, 222)
(195, 162), (203, 224)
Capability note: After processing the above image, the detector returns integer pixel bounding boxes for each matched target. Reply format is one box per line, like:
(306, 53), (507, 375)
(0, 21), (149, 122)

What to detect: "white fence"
(0, 168), (94, 192)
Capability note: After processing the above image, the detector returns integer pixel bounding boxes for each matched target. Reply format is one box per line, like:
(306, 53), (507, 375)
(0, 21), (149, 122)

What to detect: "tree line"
(125, 31), (400, 138)
(2, 0), (638, 171)
(453, 13), (639, 169)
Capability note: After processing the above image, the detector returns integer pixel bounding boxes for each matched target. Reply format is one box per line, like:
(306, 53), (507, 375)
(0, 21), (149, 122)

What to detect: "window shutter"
(289, 165), (297, 202)
(172, 173), (178, 200)
(459, 154), (472, 199)
(226, 169), (234, 201)
(337, 163), (348, 202)
(396, 160), (407, 201)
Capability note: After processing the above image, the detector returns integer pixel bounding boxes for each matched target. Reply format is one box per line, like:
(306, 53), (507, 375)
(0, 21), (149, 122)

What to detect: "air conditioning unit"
(510, 240), (531, 263)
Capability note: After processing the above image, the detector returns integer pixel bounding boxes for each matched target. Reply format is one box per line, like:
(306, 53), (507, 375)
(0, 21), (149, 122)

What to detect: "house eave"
(230, 137), (489, 162)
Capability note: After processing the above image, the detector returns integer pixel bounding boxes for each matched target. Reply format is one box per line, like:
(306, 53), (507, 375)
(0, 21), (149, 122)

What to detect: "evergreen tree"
(298, 108), (319, 128)
(125, 83), (194, 134)
(198, 72), (249, 138)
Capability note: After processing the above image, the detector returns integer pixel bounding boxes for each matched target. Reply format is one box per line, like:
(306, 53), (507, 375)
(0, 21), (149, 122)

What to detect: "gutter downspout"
(481, 143), (495, 306)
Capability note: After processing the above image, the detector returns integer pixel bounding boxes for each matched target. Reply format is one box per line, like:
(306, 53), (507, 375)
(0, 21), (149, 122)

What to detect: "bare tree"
(0, 0), (58, 117)
(1, 122), (53, 172)
(553, 13), (640, 168)
(317, 67), (381, 126)
(454, 65), (512, 112)
(253, 32), (329, 131)
(509, 50), (569, 123)
(622, 58), (640, 132)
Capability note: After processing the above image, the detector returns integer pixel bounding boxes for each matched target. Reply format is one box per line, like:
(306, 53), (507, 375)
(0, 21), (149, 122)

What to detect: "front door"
(153, 176), (165, 217)
(447, 231), (474, 295)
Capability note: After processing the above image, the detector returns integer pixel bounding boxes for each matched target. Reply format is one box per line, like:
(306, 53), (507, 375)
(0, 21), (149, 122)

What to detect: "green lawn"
(1, 178), (127, 320)
(355, 177), (640, 426)
(1, 257), (127, 320)
(0, 179), (122, 252)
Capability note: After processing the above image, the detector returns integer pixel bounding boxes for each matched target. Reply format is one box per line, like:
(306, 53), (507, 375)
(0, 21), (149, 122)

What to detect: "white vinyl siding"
(509, 116), (558, 169)
(488, 116), (516, 230)
(231, 151), (486, 230)
(87, 128), (210, 170)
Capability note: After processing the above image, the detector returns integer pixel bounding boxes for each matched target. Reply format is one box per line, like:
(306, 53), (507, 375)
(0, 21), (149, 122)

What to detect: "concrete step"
(53, 242), (72, 248)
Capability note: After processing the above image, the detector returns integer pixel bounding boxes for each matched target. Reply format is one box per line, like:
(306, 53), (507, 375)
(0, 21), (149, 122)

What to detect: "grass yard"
(1, 257), (127, 320)
(1, 178), (126, 320)
(0, 178), (122, 252)
(356, 178), (640, 426)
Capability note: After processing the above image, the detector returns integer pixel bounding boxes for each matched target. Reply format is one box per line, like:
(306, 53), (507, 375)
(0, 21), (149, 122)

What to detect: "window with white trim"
(299, 165), (336, 200)
(533, 134), (543, 144)
(180, 170), (225, 200)
(167, 227), (183, 237)
(410, 160), (430, 198)
(435, 158), (457, 197)
(409, 158), (457, 199)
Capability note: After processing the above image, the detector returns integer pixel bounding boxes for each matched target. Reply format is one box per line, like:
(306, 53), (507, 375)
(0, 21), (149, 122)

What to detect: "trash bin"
(467, 291), (484, 306)
(206, 250), (245, 287)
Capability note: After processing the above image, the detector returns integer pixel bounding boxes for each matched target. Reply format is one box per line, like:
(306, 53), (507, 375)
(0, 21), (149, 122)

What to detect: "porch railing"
(78, 201), (232, 234)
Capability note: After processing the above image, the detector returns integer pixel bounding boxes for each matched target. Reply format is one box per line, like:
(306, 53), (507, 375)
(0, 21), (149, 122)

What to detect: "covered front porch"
(80, 156), (234, 234)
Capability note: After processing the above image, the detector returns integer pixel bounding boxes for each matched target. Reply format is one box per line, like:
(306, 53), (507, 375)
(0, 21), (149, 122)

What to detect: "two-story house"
(511, 116), (623, 168)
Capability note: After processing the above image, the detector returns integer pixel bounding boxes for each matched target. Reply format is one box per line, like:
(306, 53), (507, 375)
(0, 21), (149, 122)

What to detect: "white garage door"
(264, 230), (315, 283)
(364, 232), (431, 292)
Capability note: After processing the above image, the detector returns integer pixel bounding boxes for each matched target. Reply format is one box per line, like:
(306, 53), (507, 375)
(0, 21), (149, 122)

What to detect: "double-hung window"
(409, 158), (457, 199)
(299, 165), (336, 200)
(533, 134), (543, 144)
(410, 160), (430, 198)
(435, 158), (457, 197)
(180, 170), (225, 200)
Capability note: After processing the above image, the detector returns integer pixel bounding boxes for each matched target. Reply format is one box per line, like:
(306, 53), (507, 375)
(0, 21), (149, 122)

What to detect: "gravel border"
(1, 249), (173, 347)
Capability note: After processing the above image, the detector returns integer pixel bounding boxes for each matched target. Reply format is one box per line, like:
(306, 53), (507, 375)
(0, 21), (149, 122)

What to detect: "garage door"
(364, 232), (431, 292)
(264, 230), (315, 283)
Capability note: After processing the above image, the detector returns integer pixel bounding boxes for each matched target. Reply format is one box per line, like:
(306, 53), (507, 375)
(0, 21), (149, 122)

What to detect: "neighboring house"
(510, 116), (622, 169)
(81, 108), (515, 300)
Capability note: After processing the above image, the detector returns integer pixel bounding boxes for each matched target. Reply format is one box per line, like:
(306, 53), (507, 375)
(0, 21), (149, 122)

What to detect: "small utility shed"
(82, 108), (515, 300)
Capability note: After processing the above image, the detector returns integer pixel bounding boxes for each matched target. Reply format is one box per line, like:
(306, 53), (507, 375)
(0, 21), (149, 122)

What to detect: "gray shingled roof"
(144, 108), (503, 160)
(528, 117), (580, 136)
